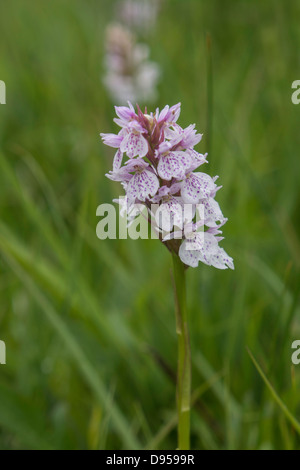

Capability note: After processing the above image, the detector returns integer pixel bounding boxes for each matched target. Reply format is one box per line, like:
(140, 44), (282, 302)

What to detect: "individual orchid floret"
(186, 150), (208, 171)
(120, 128), (149, 158)
(100, 133), (123, 149)
(157, 150), (192, 181)
(101, 102), (234, 270)
(201, 198), (226, 227)
(181, 172), (218, 204)
(125, 159), (159, 204)
(156, 103), (182, 126)
(114, 103), (137, 123)
(179, 231), (234, 270)
(154, 197), (185, 232)
(151, 184), (194, 233)
(164, 123), (202, 148)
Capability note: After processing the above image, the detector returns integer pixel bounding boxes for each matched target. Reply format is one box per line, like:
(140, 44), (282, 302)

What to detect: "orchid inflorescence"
(101, 102), (234, 270)
(103, 24), (160, 104)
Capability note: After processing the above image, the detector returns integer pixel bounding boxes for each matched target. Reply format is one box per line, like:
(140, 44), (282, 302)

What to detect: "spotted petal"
(179, 232), (219, 268)
(113, 149), (124, 172)
(158, 151), (191, 181)
(181, 172), (217, 204)
(179, 236), (203, 268)
(201, 197), (225, 227)
(127, 169), (159, 203)
(120, 131), (148, 158)
(210, 247), (234, 270)
(155, 197), (184, 231)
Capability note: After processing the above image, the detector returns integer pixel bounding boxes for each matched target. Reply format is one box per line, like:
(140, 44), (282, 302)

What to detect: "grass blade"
(247, 347), (300, 435)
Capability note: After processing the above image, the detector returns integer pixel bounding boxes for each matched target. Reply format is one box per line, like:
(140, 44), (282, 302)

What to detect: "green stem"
(172, 253), (191, 450)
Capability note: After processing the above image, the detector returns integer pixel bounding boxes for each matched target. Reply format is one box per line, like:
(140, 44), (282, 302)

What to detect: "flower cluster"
(101, 103), (234, 270)
(103, 23), (160, 104)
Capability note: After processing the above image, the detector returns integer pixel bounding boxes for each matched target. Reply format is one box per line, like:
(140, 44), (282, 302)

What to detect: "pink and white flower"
(181, 172), (218, 204)
(157, 151), (191, 181)
(120, 129), (149, 158)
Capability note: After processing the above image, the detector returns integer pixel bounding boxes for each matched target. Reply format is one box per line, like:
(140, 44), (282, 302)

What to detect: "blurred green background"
(0, 0), (300, 450)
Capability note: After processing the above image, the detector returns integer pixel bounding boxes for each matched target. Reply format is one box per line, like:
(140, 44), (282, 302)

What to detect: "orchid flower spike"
(101, 102), (234, 270)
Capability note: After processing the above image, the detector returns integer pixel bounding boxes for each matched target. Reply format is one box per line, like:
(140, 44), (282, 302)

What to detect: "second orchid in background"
(103, 24), (160, 105)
